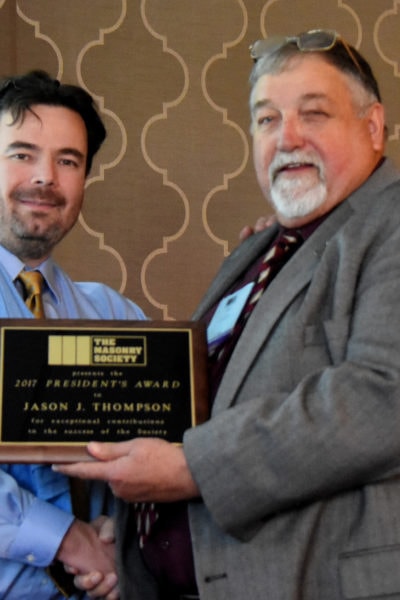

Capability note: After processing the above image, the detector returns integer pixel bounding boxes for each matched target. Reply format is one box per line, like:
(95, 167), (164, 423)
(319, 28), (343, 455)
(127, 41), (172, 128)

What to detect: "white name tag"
(207, 282), (254, 351)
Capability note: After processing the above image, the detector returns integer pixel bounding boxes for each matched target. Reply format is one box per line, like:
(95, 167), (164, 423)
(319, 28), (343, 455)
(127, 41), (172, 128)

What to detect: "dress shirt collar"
(278, 210), (335, 243)
(0, 244), (59, 304)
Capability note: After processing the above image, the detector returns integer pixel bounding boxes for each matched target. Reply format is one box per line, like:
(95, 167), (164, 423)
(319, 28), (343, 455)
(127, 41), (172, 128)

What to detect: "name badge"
(207, 282), (254, 351)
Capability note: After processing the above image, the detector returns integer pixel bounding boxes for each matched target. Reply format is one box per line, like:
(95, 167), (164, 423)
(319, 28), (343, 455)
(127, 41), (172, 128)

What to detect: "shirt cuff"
(7, 496), (75, 567)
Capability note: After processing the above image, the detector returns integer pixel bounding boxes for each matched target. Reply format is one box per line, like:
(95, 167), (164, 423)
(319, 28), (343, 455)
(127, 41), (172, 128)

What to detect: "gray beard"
(269, 178), (327, 220)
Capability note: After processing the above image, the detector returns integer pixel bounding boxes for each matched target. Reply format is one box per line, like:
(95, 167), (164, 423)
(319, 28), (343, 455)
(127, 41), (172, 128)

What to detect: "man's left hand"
(54, 438), (200, 503)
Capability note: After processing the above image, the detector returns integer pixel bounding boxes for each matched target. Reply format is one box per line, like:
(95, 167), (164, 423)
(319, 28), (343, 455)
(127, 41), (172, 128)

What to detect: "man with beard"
(0, 70), (146, 599)
(58, 31), (400, 600)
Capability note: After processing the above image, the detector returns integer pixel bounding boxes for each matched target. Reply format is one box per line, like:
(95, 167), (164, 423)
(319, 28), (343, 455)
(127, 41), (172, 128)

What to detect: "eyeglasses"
(249, 29), (363, 77)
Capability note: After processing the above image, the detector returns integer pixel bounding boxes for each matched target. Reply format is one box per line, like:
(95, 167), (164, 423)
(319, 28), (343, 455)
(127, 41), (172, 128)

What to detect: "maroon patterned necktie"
(134, 501), (159, 548)
(242, 230), (303, 321)
(208, 230), (303, 389)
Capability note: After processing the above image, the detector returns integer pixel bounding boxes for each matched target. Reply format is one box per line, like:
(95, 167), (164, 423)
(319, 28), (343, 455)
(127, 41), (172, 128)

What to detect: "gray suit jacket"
(117, 159), (400, 600)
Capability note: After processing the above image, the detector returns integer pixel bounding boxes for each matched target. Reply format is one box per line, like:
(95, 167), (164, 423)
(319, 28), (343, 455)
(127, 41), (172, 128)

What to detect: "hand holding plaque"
(54, 437), (201, 503)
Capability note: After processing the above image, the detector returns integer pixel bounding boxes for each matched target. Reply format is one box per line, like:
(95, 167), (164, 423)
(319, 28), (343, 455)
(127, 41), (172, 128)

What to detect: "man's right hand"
(56, 517), (119, 599)
(73, 570), (119, 600)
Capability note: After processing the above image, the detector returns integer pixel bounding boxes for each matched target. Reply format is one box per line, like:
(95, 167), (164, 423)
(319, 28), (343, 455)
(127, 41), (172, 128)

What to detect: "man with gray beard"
(58, 31), (400, 600)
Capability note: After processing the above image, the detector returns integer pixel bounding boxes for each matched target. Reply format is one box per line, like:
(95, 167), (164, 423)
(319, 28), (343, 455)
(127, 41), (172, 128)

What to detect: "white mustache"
(269, 151), (324, 183)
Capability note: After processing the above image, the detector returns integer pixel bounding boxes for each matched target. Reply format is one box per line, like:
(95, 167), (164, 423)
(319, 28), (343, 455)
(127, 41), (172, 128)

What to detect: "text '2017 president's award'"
(0, 320), (208, 462)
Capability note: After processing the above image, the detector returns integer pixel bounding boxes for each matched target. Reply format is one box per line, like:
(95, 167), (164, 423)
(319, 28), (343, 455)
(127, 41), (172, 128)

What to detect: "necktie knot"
(17, 270), (46, 318)
(262, 230), (303, 267)
(247, 229), (303, 309)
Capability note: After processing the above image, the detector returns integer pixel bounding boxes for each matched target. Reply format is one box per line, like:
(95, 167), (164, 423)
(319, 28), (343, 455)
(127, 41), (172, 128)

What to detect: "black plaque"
(0, 320), (208, 462)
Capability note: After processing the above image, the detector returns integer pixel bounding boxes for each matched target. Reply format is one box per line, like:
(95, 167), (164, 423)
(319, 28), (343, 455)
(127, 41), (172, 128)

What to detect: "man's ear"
(367, 102), (386, 151)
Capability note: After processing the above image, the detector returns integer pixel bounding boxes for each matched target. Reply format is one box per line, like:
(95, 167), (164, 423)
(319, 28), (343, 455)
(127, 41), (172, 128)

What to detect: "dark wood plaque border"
(0, 319), (208, 462)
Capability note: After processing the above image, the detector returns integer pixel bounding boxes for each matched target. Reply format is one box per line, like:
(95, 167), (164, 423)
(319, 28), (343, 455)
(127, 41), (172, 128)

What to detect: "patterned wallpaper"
(0, 0), (398, 319)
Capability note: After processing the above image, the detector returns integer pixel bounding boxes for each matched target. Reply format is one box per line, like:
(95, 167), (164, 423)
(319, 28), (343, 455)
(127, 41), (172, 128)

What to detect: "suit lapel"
(212, 201), (354, 412)
(192, 225), (280, 320)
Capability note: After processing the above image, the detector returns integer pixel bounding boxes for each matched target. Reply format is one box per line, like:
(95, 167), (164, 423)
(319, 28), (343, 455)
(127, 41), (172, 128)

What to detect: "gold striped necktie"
(17, 270), (46, 318)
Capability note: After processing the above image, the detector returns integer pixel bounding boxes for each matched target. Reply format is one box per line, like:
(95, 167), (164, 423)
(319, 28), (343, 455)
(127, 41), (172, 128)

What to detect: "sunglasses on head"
(249, 29), (363, 77)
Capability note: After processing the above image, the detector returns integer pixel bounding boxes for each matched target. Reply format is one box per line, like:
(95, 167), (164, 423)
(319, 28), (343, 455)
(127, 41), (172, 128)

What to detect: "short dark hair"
(0, 70), (106, 174)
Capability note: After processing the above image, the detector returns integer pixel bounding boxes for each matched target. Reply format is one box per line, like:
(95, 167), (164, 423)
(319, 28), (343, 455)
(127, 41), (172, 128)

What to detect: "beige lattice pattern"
(0, 0), (397, 318)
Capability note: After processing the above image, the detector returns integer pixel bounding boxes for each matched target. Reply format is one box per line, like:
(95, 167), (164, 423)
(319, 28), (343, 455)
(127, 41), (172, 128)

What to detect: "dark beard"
(0, 216), (66, 262)
(13, 233), (60, 260)
(1, 187), (68, 260)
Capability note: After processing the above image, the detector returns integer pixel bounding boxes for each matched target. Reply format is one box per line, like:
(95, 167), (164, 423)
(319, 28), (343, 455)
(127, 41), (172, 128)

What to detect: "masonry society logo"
(48, 334), (146, 366)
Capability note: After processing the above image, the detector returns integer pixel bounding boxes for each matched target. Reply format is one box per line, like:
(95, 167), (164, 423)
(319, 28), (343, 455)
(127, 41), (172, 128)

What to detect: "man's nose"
(30, 158), (56, 186)
(277, 116), (304, 152)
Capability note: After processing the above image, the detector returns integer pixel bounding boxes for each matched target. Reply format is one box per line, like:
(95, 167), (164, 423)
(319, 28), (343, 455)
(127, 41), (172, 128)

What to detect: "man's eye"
(59, 158), (79, 168)
(257, 115), (276, 126)
(11, 153), (29, 161)
(304, 110), (329, 119)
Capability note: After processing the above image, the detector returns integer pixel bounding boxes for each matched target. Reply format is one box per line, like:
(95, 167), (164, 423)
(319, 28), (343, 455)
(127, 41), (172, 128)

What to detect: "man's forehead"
(0, 105), (88, 163)
(0, 111), (36, 143)
(0, 107), (45, 133)
(0, 105), (87, 140)
(0, 105), (84, 128)
(0, 109), (22, 128)
(252, 57), (350, 106)
(252, 91), (334, 111)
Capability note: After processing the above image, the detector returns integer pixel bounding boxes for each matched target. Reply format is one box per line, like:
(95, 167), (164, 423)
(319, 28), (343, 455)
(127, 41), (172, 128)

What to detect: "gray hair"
(249, 39), (382, 127)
